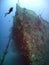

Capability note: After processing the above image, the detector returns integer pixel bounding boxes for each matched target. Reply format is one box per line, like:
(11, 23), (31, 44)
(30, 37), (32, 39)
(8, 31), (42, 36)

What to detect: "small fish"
(5, 7), (13, 16)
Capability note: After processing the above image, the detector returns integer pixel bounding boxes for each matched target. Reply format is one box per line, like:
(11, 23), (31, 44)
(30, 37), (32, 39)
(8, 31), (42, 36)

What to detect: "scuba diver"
(5, 7), (13, 17)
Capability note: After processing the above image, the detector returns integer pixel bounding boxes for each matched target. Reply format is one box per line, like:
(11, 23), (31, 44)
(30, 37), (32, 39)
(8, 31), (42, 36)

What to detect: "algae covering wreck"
(11, 4), (49, 65)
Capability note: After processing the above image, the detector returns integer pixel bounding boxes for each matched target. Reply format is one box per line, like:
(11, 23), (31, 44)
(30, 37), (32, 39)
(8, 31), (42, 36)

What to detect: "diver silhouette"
(5, 7), (13, 17)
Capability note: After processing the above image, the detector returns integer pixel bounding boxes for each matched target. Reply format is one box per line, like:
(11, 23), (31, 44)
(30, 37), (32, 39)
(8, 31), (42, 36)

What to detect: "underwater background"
(0, 0), (49, 65)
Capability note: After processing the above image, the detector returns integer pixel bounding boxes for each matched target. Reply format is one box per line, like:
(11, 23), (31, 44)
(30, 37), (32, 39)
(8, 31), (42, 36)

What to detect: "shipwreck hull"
(11, 4), (49, 65)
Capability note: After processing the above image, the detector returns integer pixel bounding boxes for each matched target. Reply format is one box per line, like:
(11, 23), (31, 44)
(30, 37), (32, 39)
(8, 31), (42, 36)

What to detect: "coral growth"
(11, 4), (49, 65)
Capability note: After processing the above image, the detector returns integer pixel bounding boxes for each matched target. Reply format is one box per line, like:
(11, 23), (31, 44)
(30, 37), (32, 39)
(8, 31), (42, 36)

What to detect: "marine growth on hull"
(11, 4), (49, 65)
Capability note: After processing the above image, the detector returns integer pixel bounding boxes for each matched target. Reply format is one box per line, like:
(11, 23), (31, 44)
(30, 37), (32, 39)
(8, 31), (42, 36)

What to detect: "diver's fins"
(4, 12), (9, 17)
(4, 13), (7, 17)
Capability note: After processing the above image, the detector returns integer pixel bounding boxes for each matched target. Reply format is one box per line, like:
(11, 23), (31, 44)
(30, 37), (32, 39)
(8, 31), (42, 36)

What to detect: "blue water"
(0, 0), (20, 65)
(0, 0), (49, 65)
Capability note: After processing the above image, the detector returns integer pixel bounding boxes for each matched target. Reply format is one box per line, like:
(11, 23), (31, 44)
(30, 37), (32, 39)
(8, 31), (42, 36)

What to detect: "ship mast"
(18, 0), (19, 5)
(16, 0), (20, 16)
